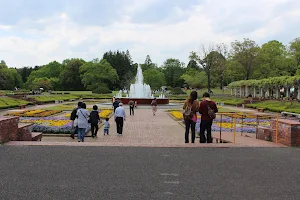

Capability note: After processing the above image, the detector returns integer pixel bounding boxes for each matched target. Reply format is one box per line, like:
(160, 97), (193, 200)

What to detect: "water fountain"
(114, 65), (169, 105)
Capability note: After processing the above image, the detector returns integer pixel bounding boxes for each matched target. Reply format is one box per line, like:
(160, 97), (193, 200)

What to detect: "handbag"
(192, 114), (197, 123)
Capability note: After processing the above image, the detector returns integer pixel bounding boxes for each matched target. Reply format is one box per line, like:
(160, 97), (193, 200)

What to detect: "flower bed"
(65, 109), (113, 119)
(168, 110), (271, 134)
(7, 110), (62, 117)
(19, 117), (73, 134)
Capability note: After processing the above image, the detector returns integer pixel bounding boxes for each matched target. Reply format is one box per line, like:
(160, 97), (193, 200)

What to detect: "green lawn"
(246, 100), (300, 113)
(0, 97), (30, 109)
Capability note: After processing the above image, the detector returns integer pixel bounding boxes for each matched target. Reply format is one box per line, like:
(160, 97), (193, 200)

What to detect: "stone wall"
(271, 119), (300, 146)
(0, 116), (19, 144)
(257, 119), (300, 146)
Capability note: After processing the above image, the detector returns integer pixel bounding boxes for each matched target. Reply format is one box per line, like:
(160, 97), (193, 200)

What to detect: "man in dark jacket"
(113, 99), (120, 113)
(199, 92), (218, 143)
(70, 101), (82, 139)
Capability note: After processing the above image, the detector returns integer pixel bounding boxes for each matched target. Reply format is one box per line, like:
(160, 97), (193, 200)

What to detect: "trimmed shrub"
(170, 87), (186, 95)
(92, 86), (111, 94)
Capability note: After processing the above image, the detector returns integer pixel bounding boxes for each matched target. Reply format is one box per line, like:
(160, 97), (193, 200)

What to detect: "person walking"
(199, 92), (218, 143)
(89, 105), (101, 138)
(103, 118), (110, 135)
(70, 102), (82, 139)
(76, 103), (90, 142)
(129, 99), (134, 116)
(151, 98), (157, 115)
(114, 103), (126, 135)
(113, 98), (119, 113)
(183, 91), (199, 143)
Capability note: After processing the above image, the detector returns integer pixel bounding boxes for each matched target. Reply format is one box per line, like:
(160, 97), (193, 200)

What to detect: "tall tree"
(59, 58), (86, 91)
(254, 40), (291, 78)
(213, 44), (228, 89)
(103, 50), (136, 89)
(290, 37), (300, 67)
(231, 38), (260, 80)
(143, 68), (166, 89)
(161, 58), (185, 88)
(80, 59), (119, 93)
(140, 55), (157, 72)
(26, 61), (63, 90)
(190, 44), (220, 93)
(181, 68), (207, 89)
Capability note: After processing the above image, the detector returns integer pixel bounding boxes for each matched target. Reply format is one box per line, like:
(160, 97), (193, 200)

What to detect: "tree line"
(0, 37), (300, 93)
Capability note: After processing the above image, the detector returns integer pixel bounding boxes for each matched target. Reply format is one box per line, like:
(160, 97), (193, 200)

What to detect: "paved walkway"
(6, 108), (285, 148)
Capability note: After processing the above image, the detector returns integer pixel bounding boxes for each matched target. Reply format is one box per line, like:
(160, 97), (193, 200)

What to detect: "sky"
(1, 0), (300, 68)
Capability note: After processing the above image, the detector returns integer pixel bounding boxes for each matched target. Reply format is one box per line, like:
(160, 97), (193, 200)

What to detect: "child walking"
(104, 118), (110, 135)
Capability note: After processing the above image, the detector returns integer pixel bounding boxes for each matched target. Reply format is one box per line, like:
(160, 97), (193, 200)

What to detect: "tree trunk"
(207, 72), (211, 93)
(219, 74), (223, 90)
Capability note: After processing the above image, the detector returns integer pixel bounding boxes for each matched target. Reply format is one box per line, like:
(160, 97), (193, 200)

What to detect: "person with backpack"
(183, 91), (200, 143)
(199, 92), (218, 143)
(70, 102), (82, 139)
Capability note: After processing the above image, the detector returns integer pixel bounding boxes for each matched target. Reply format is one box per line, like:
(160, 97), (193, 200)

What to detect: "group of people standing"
(70, 102), (110, 142)
(183, 91), (218, 143)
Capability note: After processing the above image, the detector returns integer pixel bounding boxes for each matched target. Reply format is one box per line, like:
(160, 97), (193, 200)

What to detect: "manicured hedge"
(245, 100), (300, 114)
(0, 97), (30, 109)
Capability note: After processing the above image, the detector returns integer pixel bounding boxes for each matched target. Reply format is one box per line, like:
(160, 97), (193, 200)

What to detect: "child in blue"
(104, 118), (110, 135)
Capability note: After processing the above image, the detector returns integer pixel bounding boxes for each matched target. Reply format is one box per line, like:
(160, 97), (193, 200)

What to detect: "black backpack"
(70, 108), (78, 120)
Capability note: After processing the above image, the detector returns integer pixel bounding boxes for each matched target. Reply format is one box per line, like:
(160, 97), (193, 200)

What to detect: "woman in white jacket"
(76, 103), (90, 142)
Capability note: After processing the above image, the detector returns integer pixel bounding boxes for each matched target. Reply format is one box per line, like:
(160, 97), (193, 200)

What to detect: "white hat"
(119, 103), (123, 106)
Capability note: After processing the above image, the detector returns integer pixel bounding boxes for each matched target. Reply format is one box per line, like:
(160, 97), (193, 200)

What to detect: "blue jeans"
(78, 128), (86, 142)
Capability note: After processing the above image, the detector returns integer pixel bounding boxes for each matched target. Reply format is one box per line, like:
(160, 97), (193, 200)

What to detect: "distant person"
(114, 103), (126, 135)
(89, 105), (101, 138)
(151, 98), (157, 115)
(76, 103), (90, 142)
(183, 91), (199, 143)
(70, 102), (82, 139)
(113, 98), (119, 113)
(129, 99), (134, 116)
(199, 92), (218, 143)
(134, 101), (137, 108)
(104, 118), (110, 135)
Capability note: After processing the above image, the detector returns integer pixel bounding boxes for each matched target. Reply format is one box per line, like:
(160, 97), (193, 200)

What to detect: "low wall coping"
(273, 119), (300, 126)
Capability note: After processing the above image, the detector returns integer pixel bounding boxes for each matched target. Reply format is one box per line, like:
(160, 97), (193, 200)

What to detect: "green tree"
(30, 78), (53, 90)
(161, 58), (185, 88)
(59, 58), (86, 91)
(254, 40), (292, 78)
(0, 62), (23, 90)
(231, 38), (260, 80)
(26, 61), (63, 90)
(190, 45), (222, 92)
(290, 37), (300, 67)
(140, 55), (157, 72)
(143, 68), (166, 89)
(80, 59), (119, 92)
(181, 68), (207, 89)
(103, 50), (136, 89)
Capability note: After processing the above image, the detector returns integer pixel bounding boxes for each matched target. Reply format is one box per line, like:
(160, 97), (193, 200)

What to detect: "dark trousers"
(114, 107), (117, 113)
(185, 119), (196, 143)
(116, 117), (124, 135)
(71, 126), (78, 137)
(130, 106), (134, 115)
(91, 124), (99, 136)
(200, 120), (213, 143)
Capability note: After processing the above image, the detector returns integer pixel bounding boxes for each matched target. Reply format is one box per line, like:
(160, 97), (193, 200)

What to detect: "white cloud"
(0, 0), (300, 68)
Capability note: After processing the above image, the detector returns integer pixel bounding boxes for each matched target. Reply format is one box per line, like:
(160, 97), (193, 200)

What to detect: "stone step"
(31, 132), (42, 141)
(17, 123), (34, 141)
